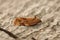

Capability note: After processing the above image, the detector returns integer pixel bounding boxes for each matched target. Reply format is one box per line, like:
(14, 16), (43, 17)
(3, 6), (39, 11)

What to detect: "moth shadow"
(26, 22), (42, 29)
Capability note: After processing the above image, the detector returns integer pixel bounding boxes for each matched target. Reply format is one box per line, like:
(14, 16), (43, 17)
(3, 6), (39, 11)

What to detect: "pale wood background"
(0, 0), (60, 40)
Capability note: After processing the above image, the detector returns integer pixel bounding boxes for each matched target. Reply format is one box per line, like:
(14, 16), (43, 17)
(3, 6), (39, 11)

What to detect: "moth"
(14, 16), (42, 26)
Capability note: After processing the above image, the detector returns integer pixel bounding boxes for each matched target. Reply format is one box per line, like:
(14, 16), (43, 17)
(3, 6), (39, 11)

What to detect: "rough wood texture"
(0, 0), (60, 40)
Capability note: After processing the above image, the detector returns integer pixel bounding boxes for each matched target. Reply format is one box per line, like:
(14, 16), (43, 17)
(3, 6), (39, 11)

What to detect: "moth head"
(14, 18), (21, 26)
(14, 18), (25, 26)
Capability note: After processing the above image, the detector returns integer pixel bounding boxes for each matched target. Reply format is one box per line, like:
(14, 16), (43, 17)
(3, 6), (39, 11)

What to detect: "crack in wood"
(0, 28), (18, 39)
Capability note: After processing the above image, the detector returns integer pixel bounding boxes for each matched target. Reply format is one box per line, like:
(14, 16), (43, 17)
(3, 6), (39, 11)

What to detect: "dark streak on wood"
(32, 37), (36, 40)
(45, 38), (48, 40)
(0, 28), (18, 39)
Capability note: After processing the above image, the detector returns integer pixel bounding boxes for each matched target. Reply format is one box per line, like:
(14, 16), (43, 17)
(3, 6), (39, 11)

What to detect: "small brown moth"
(14, 16), (41, 26)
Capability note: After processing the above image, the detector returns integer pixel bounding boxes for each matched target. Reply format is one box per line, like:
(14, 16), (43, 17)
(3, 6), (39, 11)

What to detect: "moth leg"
(24, 23), (30, 26)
